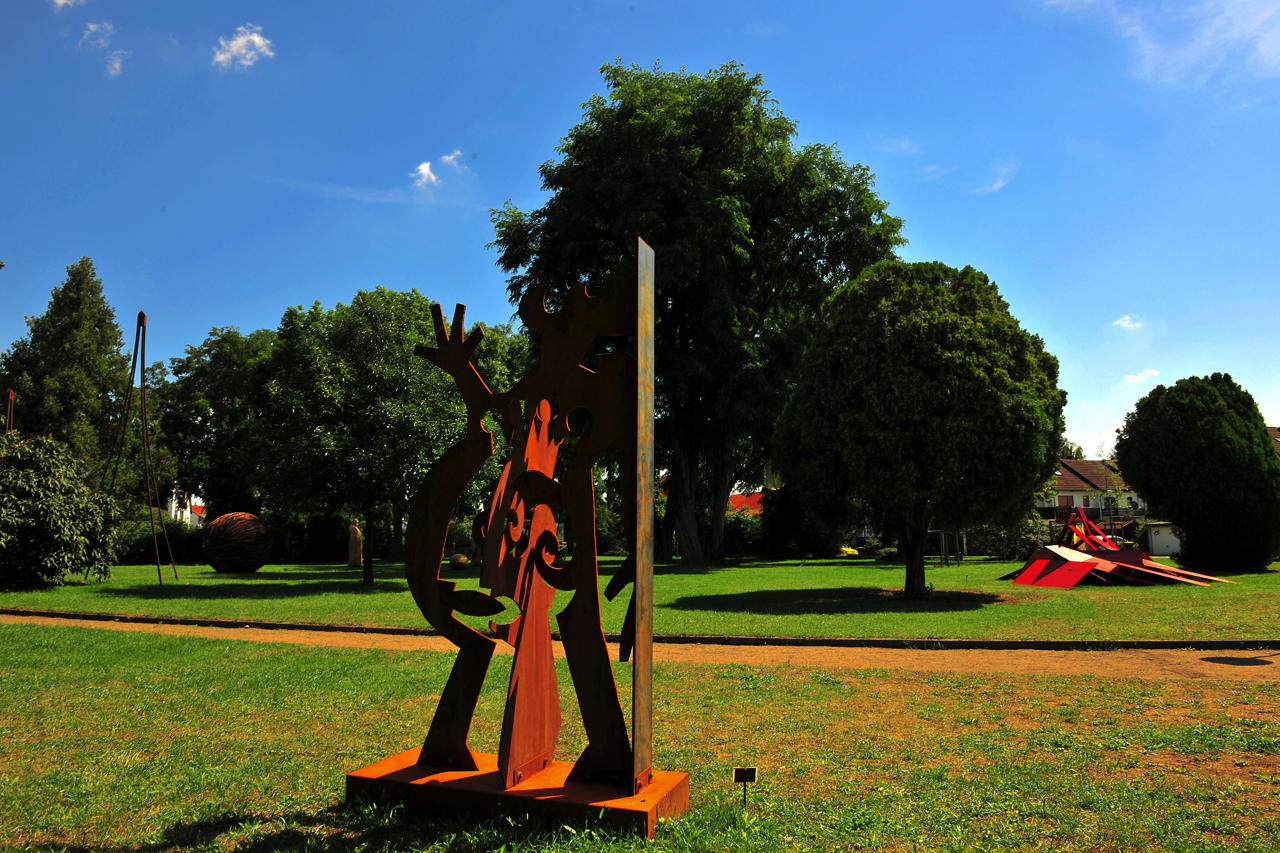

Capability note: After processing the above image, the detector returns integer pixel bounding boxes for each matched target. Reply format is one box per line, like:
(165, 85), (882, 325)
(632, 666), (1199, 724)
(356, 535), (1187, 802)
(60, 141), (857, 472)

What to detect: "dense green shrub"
(1116, 373), (1280, 571)
(0, 433), (114, 589)
(969, 511), (1050, 560)
(723, 507), (762, 557)
(115, 513), (205, 565)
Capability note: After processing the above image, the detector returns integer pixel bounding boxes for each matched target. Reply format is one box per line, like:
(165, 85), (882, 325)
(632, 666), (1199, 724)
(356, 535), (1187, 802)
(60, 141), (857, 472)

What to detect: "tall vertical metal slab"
(632, 237), (655, 793)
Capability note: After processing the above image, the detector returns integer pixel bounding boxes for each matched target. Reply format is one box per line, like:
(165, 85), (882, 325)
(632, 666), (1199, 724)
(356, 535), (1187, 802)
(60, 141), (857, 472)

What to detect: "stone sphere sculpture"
(205, 512), (271, 573)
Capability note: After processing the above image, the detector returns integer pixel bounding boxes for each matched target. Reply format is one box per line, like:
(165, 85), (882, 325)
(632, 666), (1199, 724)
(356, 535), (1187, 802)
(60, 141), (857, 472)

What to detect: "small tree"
(776, 261), (1065, 597)
(0, 433), (114, 589)
(1115, 373), (1280, 570)
(0, 258), (130, 472)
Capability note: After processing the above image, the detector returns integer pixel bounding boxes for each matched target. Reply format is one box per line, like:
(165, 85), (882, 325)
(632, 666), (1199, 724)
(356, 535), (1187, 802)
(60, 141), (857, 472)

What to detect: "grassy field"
(2, 622), (1279, 851)
(3, 556), (1280, 641)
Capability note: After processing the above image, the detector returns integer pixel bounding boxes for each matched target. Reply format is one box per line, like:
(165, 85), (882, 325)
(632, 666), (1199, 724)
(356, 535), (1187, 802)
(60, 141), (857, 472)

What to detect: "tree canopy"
(491, 61), (904, 564)
(776, 260), (1065, 597)
(257, 288), (525, 582)
(0, 258), (129, 471)
(1115, 373), (1280, 570)
(160, 327), (277, 520)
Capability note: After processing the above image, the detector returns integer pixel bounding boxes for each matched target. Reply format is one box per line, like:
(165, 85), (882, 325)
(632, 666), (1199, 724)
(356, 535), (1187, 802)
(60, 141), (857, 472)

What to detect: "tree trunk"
(705, 463), (735, 563)
(667, 442), (705, 566)
(390, 505), (405, 561)
(362, 508), (375, 585)
(656, 501), (674, 562)
(900, 525), (929, 599)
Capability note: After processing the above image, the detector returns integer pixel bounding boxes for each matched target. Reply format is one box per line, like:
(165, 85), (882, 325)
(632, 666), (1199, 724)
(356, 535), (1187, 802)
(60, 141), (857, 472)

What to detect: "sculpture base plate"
(345, 748), (689, 839)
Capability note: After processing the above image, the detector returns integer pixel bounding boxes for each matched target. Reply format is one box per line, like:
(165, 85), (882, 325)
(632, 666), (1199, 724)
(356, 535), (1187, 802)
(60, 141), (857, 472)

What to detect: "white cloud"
(1123, 367), (1160, 384)
(212, 24), (275, 70)
(1112, 313), (1143, 329)
(411, 162), (440, 187)
(52, 0), (85, 9)
(79, 22), (114, 49)
(971, 162), (1019, 194)
(106, 50), (128, 77)
(1046, 0), (1280, 87)
(440, 149), (463, 166)
(876, 136), (920, 156)
(919, 163), (951, 181)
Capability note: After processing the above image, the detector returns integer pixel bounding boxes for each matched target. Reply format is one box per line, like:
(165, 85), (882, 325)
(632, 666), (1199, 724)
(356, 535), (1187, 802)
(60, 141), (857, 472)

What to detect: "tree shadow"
(664, 586), (1003, 615)
(98, 579), (405, 601)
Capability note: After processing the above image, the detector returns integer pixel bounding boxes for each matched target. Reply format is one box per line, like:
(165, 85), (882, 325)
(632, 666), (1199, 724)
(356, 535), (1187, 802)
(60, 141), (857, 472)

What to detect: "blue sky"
(3, 0), (1279, 455)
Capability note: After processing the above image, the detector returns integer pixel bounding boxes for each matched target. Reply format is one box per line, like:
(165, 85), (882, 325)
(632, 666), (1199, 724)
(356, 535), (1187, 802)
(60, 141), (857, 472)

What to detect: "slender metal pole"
(632, 237), (655, 794)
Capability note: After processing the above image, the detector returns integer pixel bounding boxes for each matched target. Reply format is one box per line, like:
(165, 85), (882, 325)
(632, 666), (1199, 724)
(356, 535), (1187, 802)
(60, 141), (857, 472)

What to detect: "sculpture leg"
(497, 572), (561, 787)
(420, 636), (495, 771)
(560, 590), (632, 786)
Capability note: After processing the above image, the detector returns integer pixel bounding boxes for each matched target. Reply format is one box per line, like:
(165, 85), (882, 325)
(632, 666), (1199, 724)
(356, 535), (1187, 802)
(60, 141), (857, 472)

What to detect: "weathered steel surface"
(404, 240), (665, 800)
(631, 237), (655, 794)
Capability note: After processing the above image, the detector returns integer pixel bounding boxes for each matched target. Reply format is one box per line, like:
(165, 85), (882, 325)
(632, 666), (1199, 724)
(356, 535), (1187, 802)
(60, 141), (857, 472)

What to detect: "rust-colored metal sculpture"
(346, 238), (686, 837)
(205, 511), (271, 573)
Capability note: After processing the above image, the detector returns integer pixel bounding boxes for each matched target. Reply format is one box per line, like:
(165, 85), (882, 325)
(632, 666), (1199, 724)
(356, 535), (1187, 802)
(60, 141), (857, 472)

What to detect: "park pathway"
(4, 612), (1278, 682)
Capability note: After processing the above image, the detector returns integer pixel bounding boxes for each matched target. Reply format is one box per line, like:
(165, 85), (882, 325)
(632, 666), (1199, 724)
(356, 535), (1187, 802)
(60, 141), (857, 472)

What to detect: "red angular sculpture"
(346, 239), (687, 837)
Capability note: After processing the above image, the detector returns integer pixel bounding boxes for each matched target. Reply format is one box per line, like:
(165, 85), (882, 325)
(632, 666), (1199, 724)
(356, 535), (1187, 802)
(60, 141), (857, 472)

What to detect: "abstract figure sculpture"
(346, 239), (686, 837)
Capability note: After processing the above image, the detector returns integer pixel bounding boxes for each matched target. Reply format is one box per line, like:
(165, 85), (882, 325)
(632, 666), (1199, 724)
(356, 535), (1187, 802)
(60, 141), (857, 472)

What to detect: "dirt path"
(5, 612), (1278, 682)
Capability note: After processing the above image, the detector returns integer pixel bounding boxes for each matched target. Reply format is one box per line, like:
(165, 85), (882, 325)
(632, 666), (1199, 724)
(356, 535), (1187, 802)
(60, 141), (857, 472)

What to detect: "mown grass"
(3, 622), (1280, 851)
(4, 556), (1280, 641)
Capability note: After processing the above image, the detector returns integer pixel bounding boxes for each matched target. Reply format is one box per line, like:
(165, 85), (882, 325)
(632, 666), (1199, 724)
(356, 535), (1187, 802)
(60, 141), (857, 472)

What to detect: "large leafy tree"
(491, 62), (904, 564)
(0, 258), (130, 472)
(1115, 373), (1280, 570)
(776, 261), (1065, 598)
(159, 327), (277, 520)
(260, 288), (522, 583)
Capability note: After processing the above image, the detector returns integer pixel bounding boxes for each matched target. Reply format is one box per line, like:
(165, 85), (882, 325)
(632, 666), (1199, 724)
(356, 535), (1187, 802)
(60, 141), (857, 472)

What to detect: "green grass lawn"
(3, 622), (1279, 851)
(4, 556), (1280, 641)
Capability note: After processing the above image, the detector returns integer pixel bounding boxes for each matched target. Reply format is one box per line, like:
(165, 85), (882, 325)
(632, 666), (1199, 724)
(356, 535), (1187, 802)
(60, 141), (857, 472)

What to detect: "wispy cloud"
(919, 163), (950, 182)
(275, 178), (410, 205)
(971, 162), (1019, 194)
(212, 24), (275, 70)
(875, 136), (920, 156)
(1124, 367), (1160, 384)
(79, 22), (114, 49)
(1045, 0), (1280, 88)
(440, 149), (463, 166)
(411, 162), (440, 187)
(1112, 313), (1143, 329)
(105, 50), (128, 77)
(52, 0), (85, 9)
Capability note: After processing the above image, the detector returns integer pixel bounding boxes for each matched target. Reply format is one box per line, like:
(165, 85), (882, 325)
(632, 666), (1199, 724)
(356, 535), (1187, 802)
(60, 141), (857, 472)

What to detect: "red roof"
(728, 492), (763, 515)
(1268, 427), (1280, 455)
(190, 505), (206, 516)
(1055, 459), (1128, 492)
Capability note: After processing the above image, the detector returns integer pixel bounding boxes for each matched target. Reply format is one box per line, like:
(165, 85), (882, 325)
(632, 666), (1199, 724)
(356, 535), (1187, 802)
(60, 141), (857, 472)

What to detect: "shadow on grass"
(24, 800), (648, 852)
(98, 579), (405, 600)
(665, 586), (1002, 615)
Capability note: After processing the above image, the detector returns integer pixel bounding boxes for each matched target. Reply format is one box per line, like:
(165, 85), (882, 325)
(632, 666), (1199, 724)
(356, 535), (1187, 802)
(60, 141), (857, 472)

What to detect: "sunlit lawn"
(3, 556), (1279, 641)
(3, 623), (1279, 852)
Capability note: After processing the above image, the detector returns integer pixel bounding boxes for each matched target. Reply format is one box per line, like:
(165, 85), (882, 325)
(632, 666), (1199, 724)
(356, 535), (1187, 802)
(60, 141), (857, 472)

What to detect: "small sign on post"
(732, 766), (757, 807)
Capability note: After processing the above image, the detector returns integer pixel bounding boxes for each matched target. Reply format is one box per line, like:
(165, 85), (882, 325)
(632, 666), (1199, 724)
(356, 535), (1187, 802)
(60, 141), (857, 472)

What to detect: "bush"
(723, 507), (762, 555)
(969, 511), (1049, 560)
(115, 512), (206, 565)
(0, 433), (114, 589)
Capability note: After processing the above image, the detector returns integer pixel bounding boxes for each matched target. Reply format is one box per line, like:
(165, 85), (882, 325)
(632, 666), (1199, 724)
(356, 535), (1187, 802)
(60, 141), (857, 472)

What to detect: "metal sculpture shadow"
(402, 239), (656, 794)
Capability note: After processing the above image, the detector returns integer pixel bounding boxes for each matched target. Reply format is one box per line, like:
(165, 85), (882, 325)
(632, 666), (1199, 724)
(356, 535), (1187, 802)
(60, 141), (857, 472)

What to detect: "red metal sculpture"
(1003, 506), (1232, 588)
(347, 239), (686, 837)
